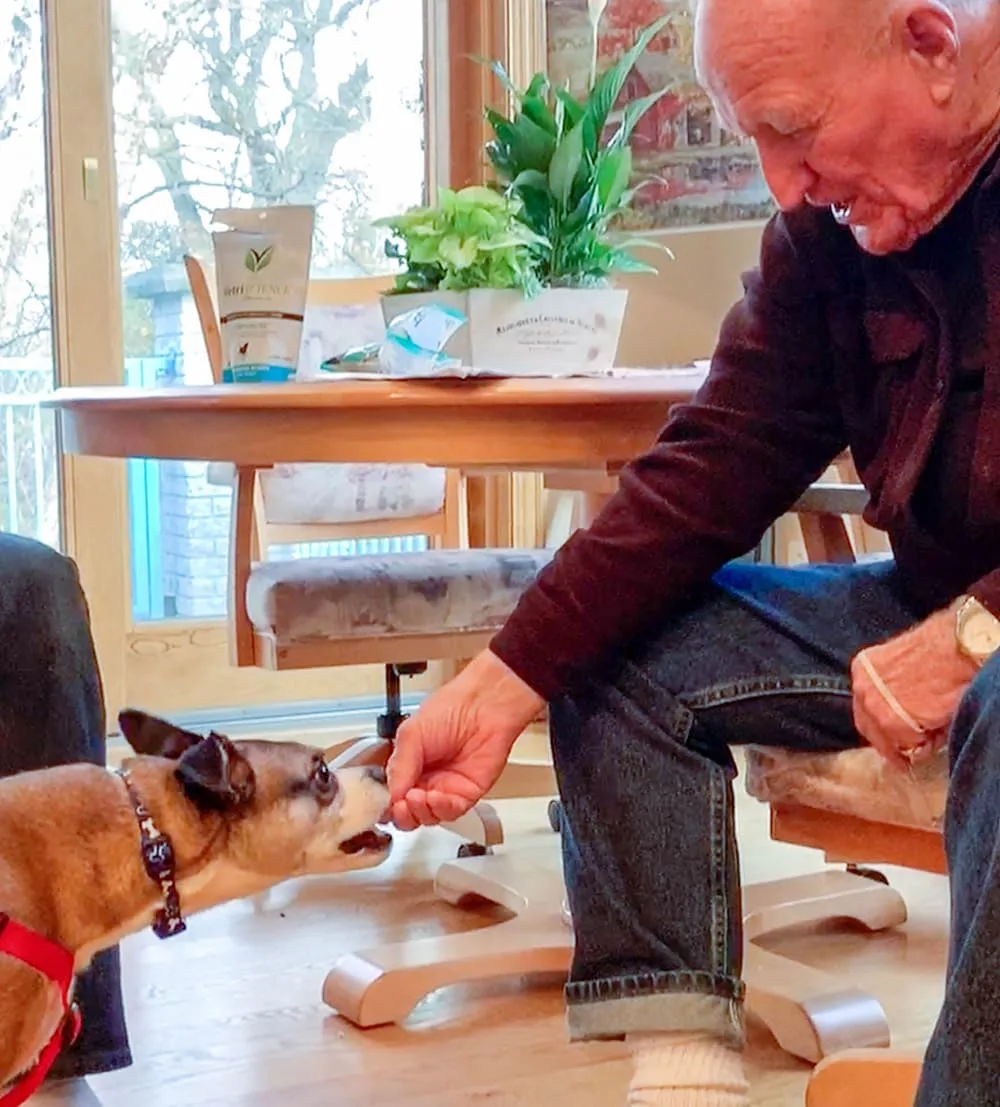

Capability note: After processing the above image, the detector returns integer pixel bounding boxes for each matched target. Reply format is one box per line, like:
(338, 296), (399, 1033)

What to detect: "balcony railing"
(0, 359), (60, 548)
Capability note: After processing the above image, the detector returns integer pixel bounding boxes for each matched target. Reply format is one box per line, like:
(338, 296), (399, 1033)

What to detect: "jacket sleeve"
(489, 209), (850, 701)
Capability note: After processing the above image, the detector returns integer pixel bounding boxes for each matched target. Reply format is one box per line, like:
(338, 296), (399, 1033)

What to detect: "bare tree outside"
(113, 0), (425, 355)
(0, 1), (50, 361)
(0, 3), (58, 545)
(109, 0), (426, 621)
(0, 0), (425, 559)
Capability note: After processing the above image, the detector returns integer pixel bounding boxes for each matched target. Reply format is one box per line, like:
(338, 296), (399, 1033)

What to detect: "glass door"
(109, 0), (431, 716)
(0, 2), (60, 549)
(41, 0), (503, 726)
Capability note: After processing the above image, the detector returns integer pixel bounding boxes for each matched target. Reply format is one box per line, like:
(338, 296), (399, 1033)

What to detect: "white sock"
(627, 1031), (749, 1106)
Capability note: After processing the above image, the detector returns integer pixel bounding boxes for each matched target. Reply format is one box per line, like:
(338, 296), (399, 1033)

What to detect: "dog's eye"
(311, 758), (337, 804)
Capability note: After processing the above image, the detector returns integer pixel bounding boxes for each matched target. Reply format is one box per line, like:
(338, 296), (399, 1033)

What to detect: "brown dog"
(0, 709), (391, 1097)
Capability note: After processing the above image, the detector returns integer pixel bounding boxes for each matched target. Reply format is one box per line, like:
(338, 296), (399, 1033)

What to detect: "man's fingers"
(387, 728), (423, 804)
(390, 791), (439, 830)
(391, 799), (419, 831)
(853, 691), (911, 771)
(401, 788), (441, 827)
(425, 789), (473, 824)
(390, 785), (471, 830)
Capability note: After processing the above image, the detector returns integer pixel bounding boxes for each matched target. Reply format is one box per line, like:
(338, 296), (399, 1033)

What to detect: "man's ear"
(175, 733), (256, 810)
(900, 3), (960, 101)
(118, 709), (203, 760)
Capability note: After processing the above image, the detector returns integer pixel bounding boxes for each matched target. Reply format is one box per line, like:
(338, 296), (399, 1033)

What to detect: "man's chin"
(850, 218), (920, 256)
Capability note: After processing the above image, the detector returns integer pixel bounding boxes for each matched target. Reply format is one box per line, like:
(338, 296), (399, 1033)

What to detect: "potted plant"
(374, 13), (673, 375)
(374, 184), (546, 364)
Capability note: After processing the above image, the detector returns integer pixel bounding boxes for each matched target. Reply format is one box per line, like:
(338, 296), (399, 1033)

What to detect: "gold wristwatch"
(955, 595), (1000, 666)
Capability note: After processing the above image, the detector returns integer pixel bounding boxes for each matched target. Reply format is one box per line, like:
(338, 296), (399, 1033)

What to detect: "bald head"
(694, 0), (991, 95)
(691, 0), (1000, 254)
(696, 0), (916, 92)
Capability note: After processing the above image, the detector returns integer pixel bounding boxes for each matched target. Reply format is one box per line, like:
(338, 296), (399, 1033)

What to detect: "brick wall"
(152, 292), (231, 618)
(159, 459), (231, 618)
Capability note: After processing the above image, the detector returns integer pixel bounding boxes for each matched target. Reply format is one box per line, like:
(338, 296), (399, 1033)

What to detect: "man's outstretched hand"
(387, 649), (545, 830)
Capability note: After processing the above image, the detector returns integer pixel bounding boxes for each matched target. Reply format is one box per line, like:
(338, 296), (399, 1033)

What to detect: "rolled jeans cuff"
(565, 970), (745, 1045)
(49, 1045), (134, 1082)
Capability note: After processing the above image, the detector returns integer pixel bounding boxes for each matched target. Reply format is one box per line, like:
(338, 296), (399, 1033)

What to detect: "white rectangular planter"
(380, 287), (628, 376)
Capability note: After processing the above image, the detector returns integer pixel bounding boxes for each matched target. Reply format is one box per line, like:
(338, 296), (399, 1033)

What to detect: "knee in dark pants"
(0, 534), (103, 776)
(0, 534), (82, 623)
(950, 652), (1000, 767)
(945, 653), (1000, 874)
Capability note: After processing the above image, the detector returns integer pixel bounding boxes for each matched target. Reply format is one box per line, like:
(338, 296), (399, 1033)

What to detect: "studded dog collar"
(117, 770), (187, 940)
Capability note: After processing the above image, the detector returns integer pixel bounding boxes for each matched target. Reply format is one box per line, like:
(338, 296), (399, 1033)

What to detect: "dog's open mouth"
(339, 827), (393, 855)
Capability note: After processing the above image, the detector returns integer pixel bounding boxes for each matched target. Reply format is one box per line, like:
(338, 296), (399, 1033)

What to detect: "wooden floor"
(81, 762), (948, 1107)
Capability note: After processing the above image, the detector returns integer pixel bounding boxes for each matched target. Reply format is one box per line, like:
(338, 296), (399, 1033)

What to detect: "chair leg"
(743, 871), (908, 1062)
(805, 1050), (922, 1107)
(322, 850), (571, 1027)
(321, 848), (911, 1044)
(320, 663), (418, 768)
(377, 662), (422, 740)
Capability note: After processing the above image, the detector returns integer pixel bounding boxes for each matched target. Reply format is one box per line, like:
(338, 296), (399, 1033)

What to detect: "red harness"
(0, 912), (82, 1107)
(0, 769), (184, 1103)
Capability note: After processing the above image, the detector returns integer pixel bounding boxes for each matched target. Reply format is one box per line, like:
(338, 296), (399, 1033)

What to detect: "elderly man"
(0, 534), (131, 1102)
(388, 0), (1000, 1104)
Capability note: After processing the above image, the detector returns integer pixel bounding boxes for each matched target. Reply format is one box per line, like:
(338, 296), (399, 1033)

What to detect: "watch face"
(963, 607), (1000, 659)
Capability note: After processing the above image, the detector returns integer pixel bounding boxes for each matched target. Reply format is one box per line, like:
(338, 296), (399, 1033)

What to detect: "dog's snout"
(364, 765), (387, 786)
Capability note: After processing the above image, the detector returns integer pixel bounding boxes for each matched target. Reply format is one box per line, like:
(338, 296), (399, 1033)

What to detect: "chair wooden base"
(321, 851), (571, 1027)
(321, 848), (907, 1059)
(765, 802), (942, 1098)
(806, 1049), (922, 1107)
(743, 871), (907, 1063)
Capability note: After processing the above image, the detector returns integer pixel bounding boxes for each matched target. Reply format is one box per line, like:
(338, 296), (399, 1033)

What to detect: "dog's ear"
(118, 709), (203, 760)
(175, 733), (256, 811)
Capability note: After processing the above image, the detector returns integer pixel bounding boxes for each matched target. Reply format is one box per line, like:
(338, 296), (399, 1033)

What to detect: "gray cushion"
(246, 548), (554, 644)
(743, 745), (947, 831)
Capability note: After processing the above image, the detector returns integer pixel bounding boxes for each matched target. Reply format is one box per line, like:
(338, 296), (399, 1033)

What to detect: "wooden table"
(46, 371), (705, 1030)
(50, 372), (706, 469)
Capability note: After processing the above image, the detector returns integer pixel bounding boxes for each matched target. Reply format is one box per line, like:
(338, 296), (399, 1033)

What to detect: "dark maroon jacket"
(491, 159), (1000, 700)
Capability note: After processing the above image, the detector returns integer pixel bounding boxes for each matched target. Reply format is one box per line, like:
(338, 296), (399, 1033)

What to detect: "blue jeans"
(549, 558), (997, 1105)
(0, 534), (131, 1079)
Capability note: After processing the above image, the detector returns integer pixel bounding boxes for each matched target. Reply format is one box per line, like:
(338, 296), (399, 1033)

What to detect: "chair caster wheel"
(547, 799), (562, 833)
(457, 843), (491, 859)
(847, 863), (890, 885)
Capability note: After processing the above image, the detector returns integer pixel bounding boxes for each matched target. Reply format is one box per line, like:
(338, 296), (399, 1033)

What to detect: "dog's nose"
(364, 765), (387, 786)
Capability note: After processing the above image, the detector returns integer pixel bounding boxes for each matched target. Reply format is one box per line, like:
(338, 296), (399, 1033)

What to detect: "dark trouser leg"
(549, 559), (919, 1043)
(0, 534), (131, 1077)
(916, 654), (1000, 1106)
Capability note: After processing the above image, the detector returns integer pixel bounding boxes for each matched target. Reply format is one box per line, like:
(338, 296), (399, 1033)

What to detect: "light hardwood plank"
(86, 768), (947, 1107)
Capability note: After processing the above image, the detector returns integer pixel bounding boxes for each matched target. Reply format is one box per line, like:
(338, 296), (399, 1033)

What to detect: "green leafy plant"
(373, 185), (545, 295)
(484, 14), (674, 287)
(375, 14), (674, 293)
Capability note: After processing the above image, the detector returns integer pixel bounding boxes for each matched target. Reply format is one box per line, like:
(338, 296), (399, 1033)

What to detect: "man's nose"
(755, 140), (817, 211)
